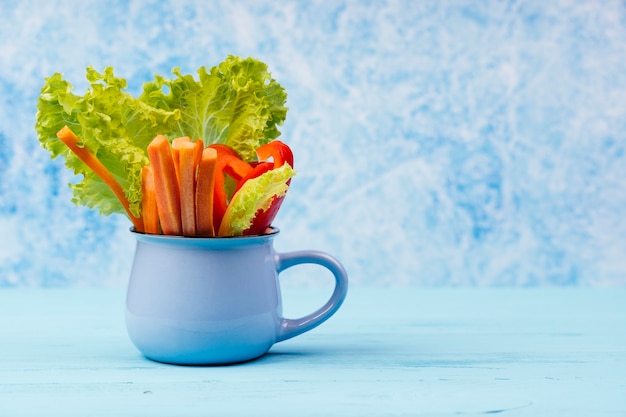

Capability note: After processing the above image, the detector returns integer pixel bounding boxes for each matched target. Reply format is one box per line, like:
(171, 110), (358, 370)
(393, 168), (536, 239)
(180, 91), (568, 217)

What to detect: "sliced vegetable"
(195, 147), (218, 237)
(245, 187), (287, 235)
(255, 140), (294, 169)
(171, 136), (191, 185)
(209, 145), (253, 232)
(141, 166), (159, 234)
(56, 126), (143, 231)
(147, 136), (181, 235)
(234, 162), (273, 194)
(207, 140), (296, 235)
(243, 140), (294, 235)
(178, 140), (203, 236)
(218, 162), (296, 236)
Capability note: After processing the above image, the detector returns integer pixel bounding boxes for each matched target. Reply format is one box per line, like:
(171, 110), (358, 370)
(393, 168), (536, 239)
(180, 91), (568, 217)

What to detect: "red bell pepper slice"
(208, 144), (253, 231)
(242, 140), (294, 235)
(233, 162), (274, 194)
(255, 140), (294, 169)
(206, 141), (295, 236)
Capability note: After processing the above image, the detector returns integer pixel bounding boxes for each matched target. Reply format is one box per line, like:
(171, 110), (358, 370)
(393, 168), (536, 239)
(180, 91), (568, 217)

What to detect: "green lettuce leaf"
(218, 163), (296, 236)
(141, 55), (288, 162)
(35, 67), (179, 217)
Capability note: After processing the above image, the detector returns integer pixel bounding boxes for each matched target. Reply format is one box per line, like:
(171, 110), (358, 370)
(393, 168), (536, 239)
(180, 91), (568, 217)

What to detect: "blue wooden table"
(1, 288), (625, 416)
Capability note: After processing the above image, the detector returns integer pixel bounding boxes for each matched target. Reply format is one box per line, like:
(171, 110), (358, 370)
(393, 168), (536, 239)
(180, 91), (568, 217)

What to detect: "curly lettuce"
(141, 56), (288, 161)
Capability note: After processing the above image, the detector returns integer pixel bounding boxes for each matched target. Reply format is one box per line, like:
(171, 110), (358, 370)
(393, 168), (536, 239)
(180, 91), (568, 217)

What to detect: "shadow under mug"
(125, 227), (348, 365)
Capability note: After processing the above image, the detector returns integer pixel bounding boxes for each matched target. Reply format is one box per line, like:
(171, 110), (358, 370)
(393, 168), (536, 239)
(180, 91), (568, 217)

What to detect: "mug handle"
(274, 250), (349, 342)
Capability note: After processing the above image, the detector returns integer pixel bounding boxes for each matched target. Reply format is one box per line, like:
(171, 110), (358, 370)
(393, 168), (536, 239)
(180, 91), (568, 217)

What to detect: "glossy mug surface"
(125, 228), (348, 365)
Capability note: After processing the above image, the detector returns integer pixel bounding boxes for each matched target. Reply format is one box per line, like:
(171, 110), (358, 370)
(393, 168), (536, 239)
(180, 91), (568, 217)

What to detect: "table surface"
(0, 287), (625, 416)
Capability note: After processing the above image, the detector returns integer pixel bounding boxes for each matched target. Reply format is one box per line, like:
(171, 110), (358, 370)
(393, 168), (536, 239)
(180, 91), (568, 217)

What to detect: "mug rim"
(129, 227), (280, 249)
(130, 226), (279, 238)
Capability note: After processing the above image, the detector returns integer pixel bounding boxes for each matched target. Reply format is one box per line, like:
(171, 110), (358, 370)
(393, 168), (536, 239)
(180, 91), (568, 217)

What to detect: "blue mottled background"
(1, 0), (625, 287)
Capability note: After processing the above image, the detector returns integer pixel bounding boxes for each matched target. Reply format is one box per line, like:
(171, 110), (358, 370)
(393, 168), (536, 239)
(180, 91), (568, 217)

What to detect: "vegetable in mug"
(35, 55), (295, 236)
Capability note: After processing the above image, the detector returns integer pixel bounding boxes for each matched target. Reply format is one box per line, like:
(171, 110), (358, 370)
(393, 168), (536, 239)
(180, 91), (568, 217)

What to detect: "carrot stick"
(147, 135), (182, 235)
(195, 147), (218, 237)
(178, 140), (203, 236)
(56, 126), (143, 231)
(141, 165), (160, 234)
(171, 136), (191, 185)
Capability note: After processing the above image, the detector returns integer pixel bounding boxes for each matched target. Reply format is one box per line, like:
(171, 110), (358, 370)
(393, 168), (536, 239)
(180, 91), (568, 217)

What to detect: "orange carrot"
(171, 136), (191, 185)
(141, 165), (160, 234)
(178, 140), (203, 236)
(147, 135), (182, 235)
(56, 126), (143, 231)
(195, 147), (218, 237)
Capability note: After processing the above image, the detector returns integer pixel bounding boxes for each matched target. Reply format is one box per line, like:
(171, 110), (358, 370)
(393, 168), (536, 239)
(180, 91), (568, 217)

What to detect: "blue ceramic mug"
(125, 227), (348, 365)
